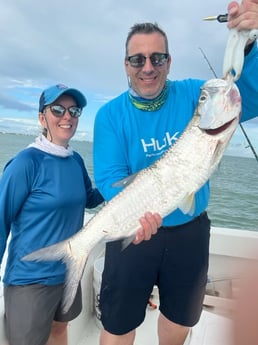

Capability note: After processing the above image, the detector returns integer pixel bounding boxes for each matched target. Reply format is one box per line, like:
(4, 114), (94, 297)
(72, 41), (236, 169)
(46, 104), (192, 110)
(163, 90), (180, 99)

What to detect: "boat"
(1, 223), (258, 345)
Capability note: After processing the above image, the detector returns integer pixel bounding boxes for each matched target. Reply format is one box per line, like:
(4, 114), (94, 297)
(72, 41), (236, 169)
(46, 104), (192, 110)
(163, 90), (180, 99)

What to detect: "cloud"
(0, 93), (34, 111)
(0, 0), (257, 157)
(0, 0), (228, 93)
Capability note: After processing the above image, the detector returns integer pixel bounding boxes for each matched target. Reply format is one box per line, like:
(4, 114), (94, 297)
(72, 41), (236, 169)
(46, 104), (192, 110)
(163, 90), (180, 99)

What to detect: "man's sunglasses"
(127, 53), (169, 68)
(44, 105), (82, 118)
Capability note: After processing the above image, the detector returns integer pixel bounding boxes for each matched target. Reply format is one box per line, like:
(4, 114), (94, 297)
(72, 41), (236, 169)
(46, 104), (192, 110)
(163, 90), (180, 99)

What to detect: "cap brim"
(60, 88), (87, 108)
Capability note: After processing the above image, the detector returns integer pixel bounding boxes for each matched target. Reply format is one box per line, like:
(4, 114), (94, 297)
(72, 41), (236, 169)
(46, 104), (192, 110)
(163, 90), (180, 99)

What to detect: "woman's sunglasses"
(44, 104), (82, 118)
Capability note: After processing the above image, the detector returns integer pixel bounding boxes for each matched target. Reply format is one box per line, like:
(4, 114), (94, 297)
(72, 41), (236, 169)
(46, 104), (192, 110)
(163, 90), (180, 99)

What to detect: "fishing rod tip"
(203, 14), (228, 23)
(202, 16), (217, 21)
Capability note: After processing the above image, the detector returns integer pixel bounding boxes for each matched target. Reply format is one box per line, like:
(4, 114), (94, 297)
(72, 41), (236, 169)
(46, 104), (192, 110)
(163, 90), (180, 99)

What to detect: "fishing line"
(199, 47), (258, 162)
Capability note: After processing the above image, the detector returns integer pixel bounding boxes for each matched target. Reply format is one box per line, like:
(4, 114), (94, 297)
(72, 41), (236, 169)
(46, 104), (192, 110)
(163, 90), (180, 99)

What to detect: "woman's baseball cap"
(39, 84), (87, 112)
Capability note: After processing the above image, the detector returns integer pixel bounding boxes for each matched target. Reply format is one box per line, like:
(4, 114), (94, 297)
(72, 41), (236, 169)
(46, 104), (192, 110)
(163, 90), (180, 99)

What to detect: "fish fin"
(23, 240), (89, 314)
(61, 254), (88, 313)
(112, 173), (138, 188)
(178, 193), (196, 216)
(121, 235), (136, 250)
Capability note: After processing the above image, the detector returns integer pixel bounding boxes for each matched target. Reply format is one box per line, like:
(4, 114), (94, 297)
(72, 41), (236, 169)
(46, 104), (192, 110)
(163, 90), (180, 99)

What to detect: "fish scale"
(23, 77), (241, 313)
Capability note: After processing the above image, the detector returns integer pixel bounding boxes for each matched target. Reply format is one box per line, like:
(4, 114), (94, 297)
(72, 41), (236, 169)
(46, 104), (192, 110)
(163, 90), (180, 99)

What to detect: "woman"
(0, 84), (104, 345)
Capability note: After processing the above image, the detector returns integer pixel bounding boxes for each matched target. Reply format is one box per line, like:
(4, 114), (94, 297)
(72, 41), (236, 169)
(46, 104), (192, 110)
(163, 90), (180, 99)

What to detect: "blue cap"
(39, 84), (87, 112)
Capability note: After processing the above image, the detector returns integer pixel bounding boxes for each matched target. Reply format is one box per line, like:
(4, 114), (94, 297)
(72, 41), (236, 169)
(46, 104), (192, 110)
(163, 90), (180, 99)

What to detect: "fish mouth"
(204, 117), (238, 135)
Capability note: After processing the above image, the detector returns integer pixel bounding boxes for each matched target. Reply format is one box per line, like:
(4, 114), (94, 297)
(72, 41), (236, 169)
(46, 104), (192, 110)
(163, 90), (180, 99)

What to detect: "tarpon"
(23, 77), (241, 313)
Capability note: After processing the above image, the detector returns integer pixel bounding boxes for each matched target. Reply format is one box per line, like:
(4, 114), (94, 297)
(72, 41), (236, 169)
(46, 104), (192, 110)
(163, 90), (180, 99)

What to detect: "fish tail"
(22, 240), (89, 313)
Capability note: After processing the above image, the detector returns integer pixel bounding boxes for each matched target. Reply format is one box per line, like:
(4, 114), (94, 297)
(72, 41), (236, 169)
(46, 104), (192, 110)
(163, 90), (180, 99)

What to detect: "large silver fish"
(23, 77), (241, 313)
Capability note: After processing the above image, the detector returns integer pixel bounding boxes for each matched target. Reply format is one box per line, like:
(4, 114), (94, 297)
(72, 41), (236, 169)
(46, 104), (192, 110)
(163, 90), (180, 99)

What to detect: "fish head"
(197, 77), (241, 131)
(196, 78), (241, 169)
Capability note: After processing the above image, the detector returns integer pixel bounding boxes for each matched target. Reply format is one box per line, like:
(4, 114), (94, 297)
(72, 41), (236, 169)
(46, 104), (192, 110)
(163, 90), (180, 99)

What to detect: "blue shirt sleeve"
(236, 41), (258, 122)
(0, 152), (37, 264)
(93, 99), (130, 201)
(72, 152), (104, 208)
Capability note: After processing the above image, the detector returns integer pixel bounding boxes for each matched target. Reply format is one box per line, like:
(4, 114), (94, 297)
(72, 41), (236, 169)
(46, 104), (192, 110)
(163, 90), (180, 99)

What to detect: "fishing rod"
(199, 47), (258, 162)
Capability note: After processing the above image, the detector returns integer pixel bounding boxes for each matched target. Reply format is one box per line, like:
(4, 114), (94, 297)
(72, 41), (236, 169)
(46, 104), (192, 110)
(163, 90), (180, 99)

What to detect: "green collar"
(129, 82), (169, 112)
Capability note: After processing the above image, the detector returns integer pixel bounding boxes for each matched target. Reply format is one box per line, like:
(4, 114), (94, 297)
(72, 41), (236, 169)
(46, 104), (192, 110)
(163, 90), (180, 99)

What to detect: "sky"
(0, 0), (257, 158)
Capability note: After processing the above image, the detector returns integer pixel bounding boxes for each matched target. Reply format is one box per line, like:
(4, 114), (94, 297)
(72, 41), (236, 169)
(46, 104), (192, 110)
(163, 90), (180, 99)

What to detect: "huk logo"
(141, 131), (180, 157)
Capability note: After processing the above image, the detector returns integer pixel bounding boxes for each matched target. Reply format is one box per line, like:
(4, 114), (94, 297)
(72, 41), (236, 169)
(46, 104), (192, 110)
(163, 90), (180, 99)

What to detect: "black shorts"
(100, 212), (210, 335)
(4, 283), (82, 345)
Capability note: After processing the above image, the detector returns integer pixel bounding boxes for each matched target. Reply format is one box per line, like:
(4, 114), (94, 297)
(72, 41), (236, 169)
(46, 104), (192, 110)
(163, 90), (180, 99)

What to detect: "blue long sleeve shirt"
(0, 148), (103, 285)
(93, 42), (258, 226)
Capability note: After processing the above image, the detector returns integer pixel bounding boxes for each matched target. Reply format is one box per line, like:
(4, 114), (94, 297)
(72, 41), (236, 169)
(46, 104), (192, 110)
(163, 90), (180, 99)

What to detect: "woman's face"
(39, 94), (79, 147)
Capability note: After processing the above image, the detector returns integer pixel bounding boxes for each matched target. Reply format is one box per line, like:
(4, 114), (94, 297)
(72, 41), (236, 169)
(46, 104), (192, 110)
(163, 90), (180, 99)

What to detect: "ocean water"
(0, 132), (257, 231)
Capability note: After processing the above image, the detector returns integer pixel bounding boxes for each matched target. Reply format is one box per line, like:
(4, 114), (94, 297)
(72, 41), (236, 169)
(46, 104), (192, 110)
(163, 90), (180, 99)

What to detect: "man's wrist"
(244, 40), (256, 55)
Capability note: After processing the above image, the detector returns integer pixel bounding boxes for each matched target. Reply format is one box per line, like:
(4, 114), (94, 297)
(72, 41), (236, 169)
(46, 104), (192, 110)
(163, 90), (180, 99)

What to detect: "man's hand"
(133, 212), (162, 245)
(227, 0), (258, 30)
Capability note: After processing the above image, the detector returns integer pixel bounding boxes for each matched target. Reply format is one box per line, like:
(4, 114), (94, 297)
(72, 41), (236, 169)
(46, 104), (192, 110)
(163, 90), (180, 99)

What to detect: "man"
(93, 1), (258, 344)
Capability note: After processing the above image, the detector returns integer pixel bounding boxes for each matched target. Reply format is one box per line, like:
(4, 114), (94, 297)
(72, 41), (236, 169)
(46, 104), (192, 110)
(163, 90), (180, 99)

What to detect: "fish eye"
(199, 90), (208, 102)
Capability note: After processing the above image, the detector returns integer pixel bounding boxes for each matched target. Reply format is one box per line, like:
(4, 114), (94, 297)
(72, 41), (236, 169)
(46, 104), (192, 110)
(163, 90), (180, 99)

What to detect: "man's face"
(125, 32), (171, 99)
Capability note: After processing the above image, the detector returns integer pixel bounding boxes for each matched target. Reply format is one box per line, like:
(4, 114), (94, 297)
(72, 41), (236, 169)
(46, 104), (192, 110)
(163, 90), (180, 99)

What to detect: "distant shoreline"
(0, 131), (93, 144)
